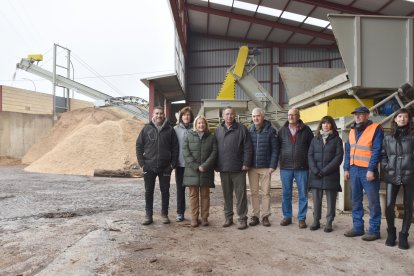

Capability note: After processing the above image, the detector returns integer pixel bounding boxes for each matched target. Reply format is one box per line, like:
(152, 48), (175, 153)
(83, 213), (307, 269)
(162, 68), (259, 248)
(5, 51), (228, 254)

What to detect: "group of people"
(136, 105), (414, 250)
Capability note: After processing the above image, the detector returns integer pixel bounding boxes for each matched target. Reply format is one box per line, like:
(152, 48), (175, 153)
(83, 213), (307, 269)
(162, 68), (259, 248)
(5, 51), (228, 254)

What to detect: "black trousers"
(144, 169), (171, 216)
(175, 166), (186, 215)
(386, 183), (414, 234)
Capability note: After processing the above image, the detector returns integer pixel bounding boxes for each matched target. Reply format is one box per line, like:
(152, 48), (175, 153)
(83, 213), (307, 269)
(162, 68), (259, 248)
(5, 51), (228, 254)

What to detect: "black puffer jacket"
(381, 127), (414, 185)
(136, 120), (179, 172)
(278, 120), (314, 170)
(308, 132), (344, 191)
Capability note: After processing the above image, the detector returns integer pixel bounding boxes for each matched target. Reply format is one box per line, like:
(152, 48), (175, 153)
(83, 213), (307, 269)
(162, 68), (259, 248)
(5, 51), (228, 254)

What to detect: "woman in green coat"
(183, 115), (217, 227)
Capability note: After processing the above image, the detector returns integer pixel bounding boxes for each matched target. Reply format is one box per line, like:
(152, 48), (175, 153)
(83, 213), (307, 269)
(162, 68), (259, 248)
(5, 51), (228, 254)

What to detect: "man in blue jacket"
(248, 108), (279, 227)
(343, 106), (383, 241)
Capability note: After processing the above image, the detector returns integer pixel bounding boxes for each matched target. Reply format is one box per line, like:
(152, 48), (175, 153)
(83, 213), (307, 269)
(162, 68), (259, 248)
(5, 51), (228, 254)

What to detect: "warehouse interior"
(142, 0), (414, 123)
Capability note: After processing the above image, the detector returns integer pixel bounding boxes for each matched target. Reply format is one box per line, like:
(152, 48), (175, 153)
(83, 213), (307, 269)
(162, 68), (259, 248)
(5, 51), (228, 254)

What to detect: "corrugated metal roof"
(179, 0), (414, 48)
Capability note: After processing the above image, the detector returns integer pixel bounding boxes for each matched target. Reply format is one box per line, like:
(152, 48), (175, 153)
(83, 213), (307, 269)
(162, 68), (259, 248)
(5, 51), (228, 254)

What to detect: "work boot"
(324, 221), (333, 233)
(344, 229), (364, 237)
(385, 227), (396, 247)
(362, 233), (380, 241)
(237, 218), (248, 230)
(399, 232), (409, 250)
(262, 216), (271, 227)
(201, 218), (209, 226)
(299, 220), (307, 229)
(161, 215), (170, 224)
(280, 218), (292, 226)
(142, 215), (153, 225)
(222, 217), (233, 228)
(309, 220), (320, 231)
(249, 216), (260, 226)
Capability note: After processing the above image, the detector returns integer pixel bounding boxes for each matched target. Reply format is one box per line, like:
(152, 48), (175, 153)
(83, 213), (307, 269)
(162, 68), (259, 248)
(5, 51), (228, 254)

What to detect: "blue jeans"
(280, 169), (308, 221)
(350, 166), (381, 235)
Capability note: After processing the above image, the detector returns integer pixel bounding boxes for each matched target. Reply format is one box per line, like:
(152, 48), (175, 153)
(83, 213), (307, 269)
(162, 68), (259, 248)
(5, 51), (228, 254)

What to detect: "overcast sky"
(0, 0), (175, 101)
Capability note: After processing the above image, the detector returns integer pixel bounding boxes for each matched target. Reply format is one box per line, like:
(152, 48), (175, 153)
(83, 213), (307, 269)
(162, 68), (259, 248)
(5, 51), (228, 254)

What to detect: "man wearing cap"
(343, 106), (384, 241)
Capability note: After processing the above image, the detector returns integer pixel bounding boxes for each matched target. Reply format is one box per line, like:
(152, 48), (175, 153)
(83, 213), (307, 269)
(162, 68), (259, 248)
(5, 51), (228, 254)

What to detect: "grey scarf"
(320, 130), (333, 144)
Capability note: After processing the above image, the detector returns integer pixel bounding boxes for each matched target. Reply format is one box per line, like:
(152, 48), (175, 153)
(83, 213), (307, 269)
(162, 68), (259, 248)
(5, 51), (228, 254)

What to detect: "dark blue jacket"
(344, 120), (384, 172)
(249, 120), (279, 169)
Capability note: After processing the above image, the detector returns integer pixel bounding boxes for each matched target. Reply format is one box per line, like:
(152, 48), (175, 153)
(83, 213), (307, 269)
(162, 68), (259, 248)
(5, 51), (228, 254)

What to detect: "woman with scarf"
(308, 116), (344, 232)
(381, 108), (414, 250)
(174, 106), (194, 222)
(183, 115), (217, 227)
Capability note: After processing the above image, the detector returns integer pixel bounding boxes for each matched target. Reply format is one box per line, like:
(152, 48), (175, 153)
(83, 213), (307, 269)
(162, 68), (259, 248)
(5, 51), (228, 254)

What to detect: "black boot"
(385, 227), (396, 247)
(399, 232), (409, 250)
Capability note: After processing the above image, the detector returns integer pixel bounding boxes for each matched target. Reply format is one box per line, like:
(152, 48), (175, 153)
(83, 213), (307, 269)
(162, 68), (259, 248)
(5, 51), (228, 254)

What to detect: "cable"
(72, 53), (126, 97)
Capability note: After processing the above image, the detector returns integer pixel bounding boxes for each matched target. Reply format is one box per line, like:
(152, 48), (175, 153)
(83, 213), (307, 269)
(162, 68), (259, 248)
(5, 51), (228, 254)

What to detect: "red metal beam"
(292, 0), (378, 15)
(191, 32), (338, 48)
(169, 0), (188, 59)
(186, 3), (336, 42)
(148, 81), (155, 121)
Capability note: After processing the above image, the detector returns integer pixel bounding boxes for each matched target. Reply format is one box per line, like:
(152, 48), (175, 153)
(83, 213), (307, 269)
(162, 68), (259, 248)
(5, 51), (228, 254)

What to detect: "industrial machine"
(15, 46), (149, 121)
(199, 45), (287, 129)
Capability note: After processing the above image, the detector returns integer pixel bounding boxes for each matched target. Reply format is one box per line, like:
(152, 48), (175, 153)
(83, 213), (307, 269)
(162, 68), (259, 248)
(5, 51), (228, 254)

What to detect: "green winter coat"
(183, 130), (217, 187)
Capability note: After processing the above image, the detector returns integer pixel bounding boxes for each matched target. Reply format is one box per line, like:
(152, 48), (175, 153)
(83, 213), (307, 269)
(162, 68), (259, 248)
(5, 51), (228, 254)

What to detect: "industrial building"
(142, 0), (414, 123)
(140, 0), (414, 211)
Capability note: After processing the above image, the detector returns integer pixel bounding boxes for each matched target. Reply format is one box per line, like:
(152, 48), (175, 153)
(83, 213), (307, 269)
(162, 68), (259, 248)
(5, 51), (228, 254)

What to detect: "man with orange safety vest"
(343, 106), (384, 241)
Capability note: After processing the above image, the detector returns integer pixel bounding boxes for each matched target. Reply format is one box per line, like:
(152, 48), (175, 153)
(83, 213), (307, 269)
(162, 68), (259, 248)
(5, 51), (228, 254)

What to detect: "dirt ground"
(1, 165), (414, 275)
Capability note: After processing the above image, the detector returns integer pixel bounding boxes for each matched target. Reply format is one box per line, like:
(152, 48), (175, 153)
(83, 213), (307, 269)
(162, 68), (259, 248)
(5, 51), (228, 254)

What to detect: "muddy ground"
(1, 165), (414, 275)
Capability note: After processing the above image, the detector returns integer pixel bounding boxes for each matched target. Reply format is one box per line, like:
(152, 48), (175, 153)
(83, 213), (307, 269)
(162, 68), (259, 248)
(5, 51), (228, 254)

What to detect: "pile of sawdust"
(23, 107), (144, 176)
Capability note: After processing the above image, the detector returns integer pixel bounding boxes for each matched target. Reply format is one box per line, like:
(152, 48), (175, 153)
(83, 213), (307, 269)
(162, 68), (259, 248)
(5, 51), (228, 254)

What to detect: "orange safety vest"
(349, 123), (380, 167)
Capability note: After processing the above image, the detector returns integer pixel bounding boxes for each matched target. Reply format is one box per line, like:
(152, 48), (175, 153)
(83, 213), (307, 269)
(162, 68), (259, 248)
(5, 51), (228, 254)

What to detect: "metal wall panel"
(187, 36), (343, 105)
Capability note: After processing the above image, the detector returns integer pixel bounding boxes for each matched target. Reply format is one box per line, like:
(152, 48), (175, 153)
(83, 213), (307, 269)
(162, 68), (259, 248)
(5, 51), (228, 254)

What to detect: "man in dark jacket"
(216, 107), (253, 230)
(248, 107), (278, 227)
(278, 108), (313, 229)
(343, 106), (383, 241)
(136, 106), (179, 225)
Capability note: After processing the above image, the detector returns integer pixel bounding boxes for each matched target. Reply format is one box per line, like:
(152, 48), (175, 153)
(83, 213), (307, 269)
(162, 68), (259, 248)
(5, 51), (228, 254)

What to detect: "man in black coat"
(216, 107), (253, 230)
(136, 106), (179, 225)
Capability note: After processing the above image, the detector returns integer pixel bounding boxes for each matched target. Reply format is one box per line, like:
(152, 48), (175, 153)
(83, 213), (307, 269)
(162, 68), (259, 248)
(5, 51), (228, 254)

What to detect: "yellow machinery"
(199, 46), (287, 129)
(216, 46), (249, 100)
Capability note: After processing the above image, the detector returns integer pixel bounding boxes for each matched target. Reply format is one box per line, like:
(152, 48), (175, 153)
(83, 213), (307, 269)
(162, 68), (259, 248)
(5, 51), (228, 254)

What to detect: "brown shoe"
(344, 229), (364, 237)
(191, 218), (199, 227)
(362, 233), (380, 241)
(299, 220), (307, 229)
(280, 218), (292, 226)
(262, 216), (271, 227)
(249, 216), (260, 226)
(222, 218), (233, 227)
(201, 218), (209, 226)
